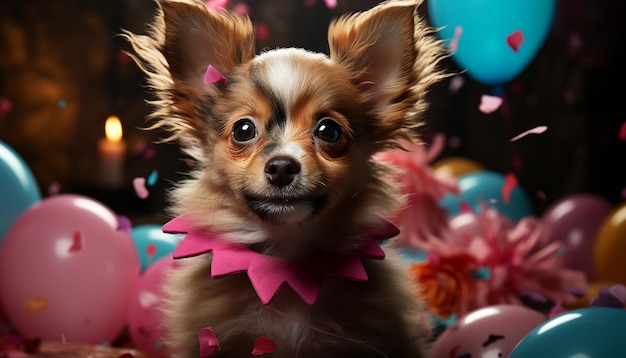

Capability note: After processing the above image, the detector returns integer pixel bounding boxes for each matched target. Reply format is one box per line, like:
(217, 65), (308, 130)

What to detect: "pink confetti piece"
(479, 94), (503, 114)
(618, 122), (626, 141)
(502, 172), (518, 204)
(448, 75), (464, 94)
(133, 177), (149, 199)
(199, 327), (221, 356)
(256, 22), (270, 41)
(69, 231), (83, 253)
(48, 181), (61, 196)
(139, 291), (159, 308)
(324, 0), (337, 9)
(0, 97), (13, 114)
(204, 0), (228, 10)
(449, 25), (463, 53)
(303, 0), (316, 7)
(233, 2), (250, 16)
(251, 337), (277, 356)
(510, 125), (548, 142)
(203, 65), (227, 85)
(506, 30), (524, 52)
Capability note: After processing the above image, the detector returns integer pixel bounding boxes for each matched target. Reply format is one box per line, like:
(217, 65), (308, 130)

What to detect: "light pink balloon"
(431, 305), (546, 358)
(541, 193), (613, 280)
(128, 255), (176, 358)
(0, 194), (140, 344)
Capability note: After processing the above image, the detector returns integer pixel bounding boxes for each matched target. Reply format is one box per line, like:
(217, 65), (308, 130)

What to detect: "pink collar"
(162, 216), (398, 305)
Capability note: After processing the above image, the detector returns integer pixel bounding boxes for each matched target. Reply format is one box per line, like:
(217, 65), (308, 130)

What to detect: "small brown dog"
(125, 0), (444, 356)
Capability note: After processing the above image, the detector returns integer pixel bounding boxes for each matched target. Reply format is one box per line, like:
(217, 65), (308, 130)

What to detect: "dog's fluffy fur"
(125, 0), (445, 356)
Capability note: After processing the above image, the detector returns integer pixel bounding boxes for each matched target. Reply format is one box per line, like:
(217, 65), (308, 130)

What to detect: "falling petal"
(251, 337), (277, 356)
(133, 177), (149, 199)
(203, 65), (228, 85)
(506, 30), (524, 52)
(510, 126), (548, 142)
(479, 95), (503, 114)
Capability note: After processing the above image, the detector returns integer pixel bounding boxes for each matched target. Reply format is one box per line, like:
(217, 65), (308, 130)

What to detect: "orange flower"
(408, 254), (478, 319)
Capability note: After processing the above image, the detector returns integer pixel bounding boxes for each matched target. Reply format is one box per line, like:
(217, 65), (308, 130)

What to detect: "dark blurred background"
(0, 0), (624, 223)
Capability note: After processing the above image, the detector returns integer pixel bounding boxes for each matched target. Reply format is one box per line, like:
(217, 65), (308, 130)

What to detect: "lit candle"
(97, 115), (127, 187)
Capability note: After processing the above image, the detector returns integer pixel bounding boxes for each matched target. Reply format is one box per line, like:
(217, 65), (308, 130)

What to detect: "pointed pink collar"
(162, 216), (398, 305)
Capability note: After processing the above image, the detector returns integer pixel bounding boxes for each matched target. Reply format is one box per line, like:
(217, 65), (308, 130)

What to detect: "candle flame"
(105, 115), (123, 142)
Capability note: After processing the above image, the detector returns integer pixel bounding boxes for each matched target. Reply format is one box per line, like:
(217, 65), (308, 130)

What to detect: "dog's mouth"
(244, 194), (327, 224)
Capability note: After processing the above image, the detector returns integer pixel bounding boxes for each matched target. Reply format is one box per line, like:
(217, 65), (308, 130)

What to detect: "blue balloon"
(510, 308), (626, 357)
(130, 224), (183, 272)
(428, 0), (556, 85)
(0, 141), (41, 243)
(438, 170), (533, 222)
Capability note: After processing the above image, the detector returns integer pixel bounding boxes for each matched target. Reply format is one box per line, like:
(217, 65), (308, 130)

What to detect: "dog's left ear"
(328, 0), (443, 145)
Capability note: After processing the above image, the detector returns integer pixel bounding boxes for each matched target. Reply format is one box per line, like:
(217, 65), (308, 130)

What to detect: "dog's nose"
(265, 156), (301, 187)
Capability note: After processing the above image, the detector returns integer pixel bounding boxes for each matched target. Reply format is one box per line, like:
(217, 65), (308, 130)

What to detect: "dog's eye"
(232, 118), (257, 143)
(314, 118), (342, 143)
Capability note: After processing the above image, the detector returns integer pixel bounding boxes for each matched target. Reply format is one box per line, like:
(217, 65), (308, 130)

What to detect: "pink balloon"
(0, 194), (140, 344)
(128, 255), (176, 358)
(431, 305), (546, 358)
(541, 193), (613, 280)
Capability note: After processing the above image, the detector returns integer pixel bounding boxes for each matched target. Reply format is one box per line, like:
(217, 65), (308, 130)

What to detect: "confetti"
(449, 25), (463, 53)
(139, 291), (159, 309)
(510, 126), (548, 142)
(502, 172), (518, 204)
(204, 0), (228, 10)
(25, 297), (47, 314)
(448, 75), (464, 94)
(0, 97), (13, 114)
(252, 337), (277, 356)
(479, 94), (503, 114)
(133, 177), (149, 199)
(48, 181), (61, 196)
(199, 327), (221, 356)
(147, 244), (157, 257)
(147, 170), (159, 187)
(69, 230), (83, 253)
(506, 30), (524, 52)
(203, 65), (227, 85)
(233, 2), (250, 16)
(303, 0), (316, 7)
(57, 99), (67, 109)
(117, 215), (132, 232)
(256, 22), (270, 41)
(324, 0), (337, 9)
(618, 122), (626, 141)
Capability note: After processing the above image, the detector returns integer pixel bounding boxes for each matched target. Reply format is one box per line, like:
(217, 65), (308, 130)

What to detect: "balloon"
(0, 194), (140, 344)
(510, 307), (626, 357)
(438, 170), (534, 222)
(0, 140), (41, 243)
(128, 255), (176, 358)
(431, 305), (545, 358)
(594, 202), (626, 285)
(432, 157), (484, 179)
(131, 224), (183, 272)
(427, 0), (556, 85)
(541, 193), (612, 281)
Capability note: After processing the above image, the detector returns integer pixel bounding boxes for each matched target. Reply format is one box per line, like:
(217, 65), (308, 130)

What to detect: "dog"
(125, 0), (445, 356)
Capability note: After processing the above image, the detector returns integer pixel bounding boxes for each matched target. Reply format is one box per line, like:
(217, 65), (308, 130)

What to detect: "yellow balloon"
(594, 202), (626, 285)
(432, 157), (484, 178)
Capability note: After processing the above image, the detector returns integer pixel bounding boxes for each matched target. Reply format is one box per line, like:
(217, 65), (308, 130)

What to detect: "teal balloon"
(510, 308), (626, 357)
(438, 170), (533, 222)
(130, 224), (182, 272)
(427, 0), (556, 85)
(0, 141), (41, 243)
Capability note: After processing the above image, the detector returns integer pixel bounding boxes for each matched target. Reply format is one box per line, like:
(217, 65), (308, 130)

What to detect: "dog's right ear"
(124, 0), (255, 140)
